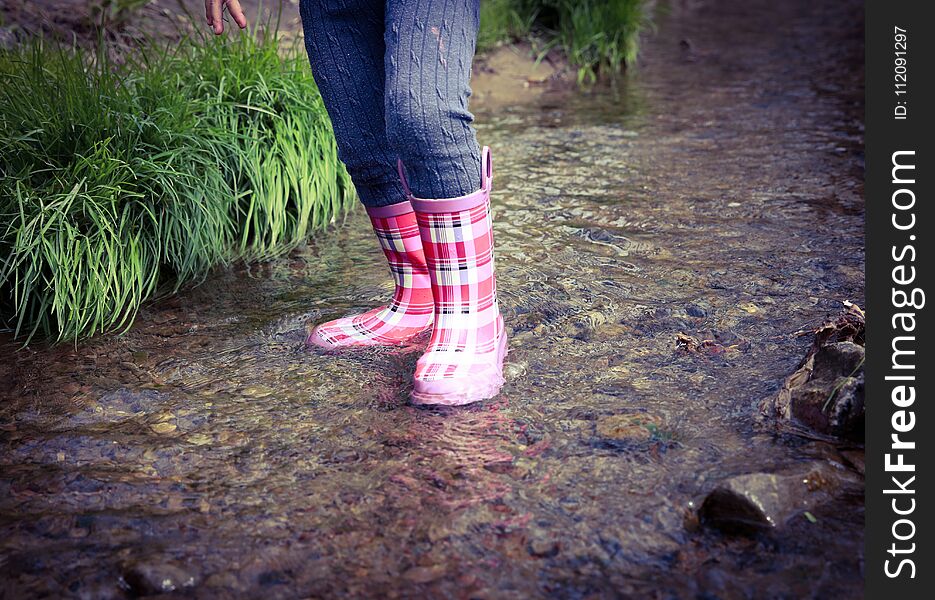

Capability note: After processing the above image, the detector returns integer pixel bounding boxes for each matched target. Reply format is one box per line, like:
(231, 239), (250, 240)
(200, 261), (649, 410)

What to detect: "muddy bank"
(0, 0), (864, 597)
(471, 42), (577, 110)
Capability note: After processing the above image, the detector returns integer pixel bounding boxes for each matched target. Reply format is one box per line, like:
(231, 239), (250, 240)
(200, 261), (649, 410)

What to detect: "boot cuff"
(365, 200), (415, 218)
(399, 147), (493, 214)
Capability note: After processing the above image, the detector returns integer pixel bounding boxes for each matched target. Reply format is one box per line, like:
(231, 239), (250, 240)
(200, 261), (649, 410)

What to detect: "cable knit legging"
(299, 0), (482, 208)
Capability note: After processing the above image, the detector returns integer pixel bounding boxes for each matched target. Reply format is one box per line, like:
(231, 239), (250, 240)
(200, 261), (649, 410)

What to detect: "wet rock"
(698, 461), (861, 535)
(527, 537), (560, 558)
(685, 302), (711, 318)
(812, 341), (864, 379)
(402, 564), (447, 584)
(204, 571), (241, 589)
(789, 342), (864, 439)
(483, 459), (515, 474)
(763, 305), (865, 440)
(150, 422), (177, 435)
(121, 561), (197, 596)
(502, 361), (527, 379)
(257, 570), (290, 586)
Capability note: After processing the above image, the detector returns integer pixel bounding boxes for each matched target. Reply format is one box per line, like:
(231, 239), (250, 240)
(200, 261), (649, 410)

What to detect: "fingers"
(228, 0), (248, 30)
(206, 0), (247, 34)
(211, 0), (223, 35)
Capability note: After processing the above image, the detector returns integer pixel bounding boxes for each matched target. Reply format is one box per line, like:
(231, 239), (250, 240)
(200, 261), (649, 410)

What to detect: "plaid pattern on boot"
(404, 147), (508, 405)
(307, 202), (433, 348)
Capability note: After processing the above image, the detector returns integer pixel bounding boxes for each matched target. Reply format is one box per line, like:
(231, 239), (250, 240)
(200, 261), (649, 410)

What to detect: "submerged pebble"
(121, 561), (197, 596)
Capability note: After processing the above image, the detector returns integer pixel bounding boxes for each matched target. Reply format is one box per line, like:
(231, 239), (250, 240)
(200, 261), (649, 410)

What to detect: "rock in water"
(527, 527), (561, 558)
(789, 342), (864, 440)
(761, 304), (866, 440)
(698, 461), (862, 535)
(402, 565), (447, 584)
(122, 561), (197, 596)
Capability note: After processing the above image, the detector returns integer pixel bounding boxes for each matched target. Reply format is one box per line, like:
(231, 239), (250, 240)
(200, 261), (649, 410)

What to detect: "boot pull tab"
(481, 146), (493, 193)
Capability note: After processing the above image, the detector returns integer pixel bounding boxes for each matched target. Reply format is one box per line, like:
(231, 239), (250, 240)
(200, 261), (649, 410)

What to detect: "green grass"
(478, 0), (537, 51)
(0, 29), (354, 343)
(479, 0), (652, 83)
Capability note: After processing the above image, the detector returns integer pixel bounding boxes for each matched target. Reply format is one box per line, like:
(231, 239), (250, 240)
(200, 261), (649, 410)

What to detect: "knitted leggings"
(299, 0), (482, 208)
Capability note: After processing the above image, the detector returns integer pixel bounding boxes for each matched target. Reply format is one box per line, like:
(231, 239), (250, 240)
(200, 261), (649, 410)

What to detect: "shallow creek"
(1, 0), (865, 597)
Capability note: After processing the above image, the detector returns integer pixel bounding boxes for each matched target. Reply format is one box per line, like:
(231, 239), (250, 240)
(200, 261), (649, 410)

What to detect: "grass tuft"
(478, 0), (537, 51)
(0, 29), (353, 344)
(479, 0), (653, 82)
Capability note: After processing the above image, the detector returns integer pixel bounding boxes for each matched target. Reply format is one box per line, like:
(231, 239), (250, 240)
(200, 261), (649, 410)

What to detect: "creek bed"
(0, 0), (864, 597)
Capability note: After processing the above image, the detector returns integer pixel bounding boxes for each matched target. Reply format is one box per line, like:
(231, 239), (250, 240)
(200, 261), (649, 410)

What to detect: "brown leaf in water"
(675, 333), (741, 356)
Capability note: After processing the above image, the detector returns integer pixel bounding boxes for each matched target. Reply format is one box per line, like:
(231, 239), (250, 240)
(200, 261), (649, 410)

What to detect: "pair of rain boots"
(307, 147), (507, 406)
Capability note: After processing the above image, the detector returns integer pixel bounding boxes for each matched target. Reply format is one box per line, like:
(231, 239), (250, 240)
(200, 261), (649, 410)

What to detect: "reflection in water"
(0, 0), (864, 596)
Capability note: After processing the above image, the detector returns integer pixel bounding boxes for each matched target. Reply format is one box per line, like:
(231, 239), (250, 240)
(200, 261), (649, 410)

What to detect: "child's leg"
(385, 2), (507, 405)
(384, 0), (483, 200)
(299, 0), (406, 208)
(301, 0), (433, 348)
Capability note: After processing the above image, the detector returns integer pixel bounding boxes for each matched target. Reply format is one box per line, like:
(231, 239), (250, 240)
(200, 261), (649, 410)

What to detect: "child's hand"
(205, 0), (248, 35)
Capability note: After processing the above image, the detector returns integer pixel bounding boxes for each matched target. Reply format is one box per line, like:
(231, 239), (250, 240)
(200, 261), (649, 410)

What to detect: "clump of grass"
(478, 0), (536, 51)
(0, 29), (353, 343)
(478, 0), (652, 83)
(545, 0), (651, 84)
(178, 28), (354, 258)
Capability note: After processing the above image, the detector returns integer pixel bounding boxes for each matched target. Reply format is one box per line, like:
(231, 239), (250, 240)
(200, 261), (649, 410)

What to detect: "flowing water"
(1, 0), (865, 597)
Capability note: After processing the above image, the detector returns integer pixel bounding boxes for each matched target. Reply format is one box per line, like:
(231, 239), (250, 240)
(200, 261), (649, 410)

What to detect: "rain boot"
(307, 201), (433, 348)
(399, 147), (508, 405)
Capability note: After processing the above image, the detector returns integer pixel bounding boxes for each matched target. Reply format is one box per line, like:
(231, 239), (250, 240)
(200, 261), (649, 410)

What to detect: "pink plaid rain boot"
(399, 147), (508, 405)
(307, 201), (434, 349)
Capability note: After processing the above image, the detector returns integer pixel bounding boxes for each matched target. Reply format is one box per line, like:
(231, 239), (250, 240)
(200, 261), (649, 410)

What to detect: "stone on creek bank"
(762, 303), (865, 441)
(121, 560), (198, 597)
(789, 342), (864, 439)
(698, 461), (862, 535)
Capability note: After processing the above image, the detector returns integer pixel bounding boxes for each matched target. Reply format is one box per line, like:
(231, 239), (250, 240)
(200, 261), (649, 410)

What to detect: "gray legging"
(299, 0), (483, 208)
